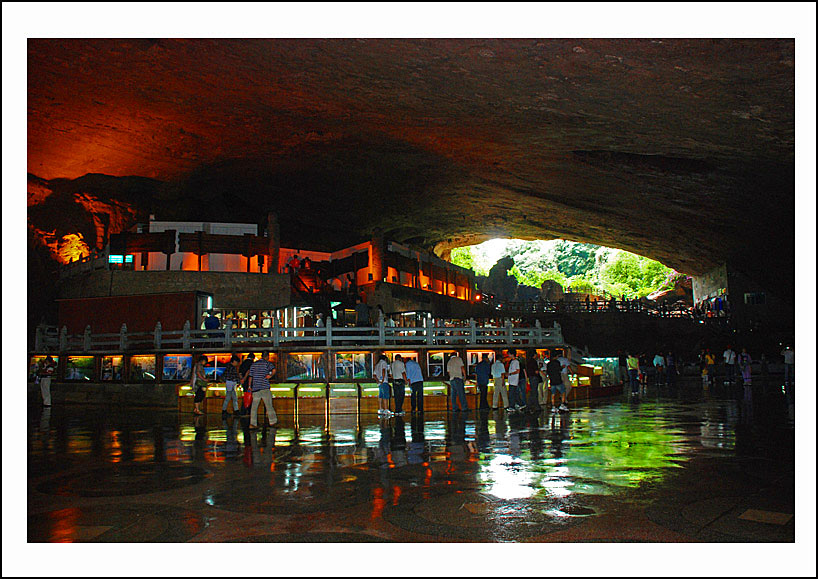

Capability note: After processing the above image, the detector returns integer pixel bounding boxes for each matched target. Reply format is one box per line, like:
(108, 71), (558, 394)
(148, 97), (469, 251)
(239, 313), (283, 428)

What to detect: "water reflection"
(29, 397), (749, 504)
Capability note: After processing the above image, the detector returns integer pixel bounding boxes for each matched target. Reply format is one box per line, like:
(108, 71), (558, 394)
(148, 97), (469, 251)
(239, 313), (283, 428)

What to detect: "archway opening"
(449, 238), (690, 302)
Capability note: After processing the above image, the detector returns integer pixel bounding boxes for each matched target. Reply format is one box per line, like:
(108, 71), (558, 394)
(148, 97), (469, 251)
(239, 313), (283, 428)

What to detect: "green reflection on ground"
(482, 405), (699, 499)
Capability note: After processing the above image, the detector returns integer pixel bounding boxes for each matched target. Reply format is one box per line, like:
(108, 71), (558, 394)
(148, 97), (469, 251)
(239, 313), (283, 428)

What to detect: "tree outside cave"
(450, 239), (687, 300)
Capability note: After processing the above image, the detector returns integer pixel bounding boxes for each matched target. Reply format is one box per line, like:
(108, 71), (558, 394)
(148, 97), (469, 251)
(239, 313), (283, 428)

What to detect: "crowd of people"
(613, 343), (796, 400)
(372, 348), (577, 419)
(188, 351), (279, 429)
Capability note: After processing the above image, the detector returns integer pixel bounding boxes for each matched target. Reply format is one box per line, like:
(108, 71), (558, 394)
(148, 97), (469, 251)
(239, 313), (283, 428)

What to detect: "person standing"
(666, 351), (678, 388)
(506, 349), (524, 412)
(191, 354), (208, 415)
(390, 354), (407, 416)
(557, 352), (574, 402)
(638, 352), (649, 389)
(405, 356), (424, 413)
(617, 350), (628, 385)
(221, 354), (241, 415)
(653, 352), (666, 386)
(698, 348), (709, 386)
(780, 344), (794, 386)
(546, 356), (568, 412)
(38, 355), (57, 407)
(238, 353), (255, 415)
(474, 353), (492, 410)
(447, 352), (468, 412)
(738, 348), (753, 386)
(626, 352), (640, 396)
(247, 352), (278, 429)
(723, 345), (737, 384)
(355, 296), (371, 328)
(526, 350), (542, 411)
(375, 354), (392, 416)
(537, 354), (549, 406)
(704, 349), (717, 387)
(204, 311), (222, 347)
(491, 353), (509, 410)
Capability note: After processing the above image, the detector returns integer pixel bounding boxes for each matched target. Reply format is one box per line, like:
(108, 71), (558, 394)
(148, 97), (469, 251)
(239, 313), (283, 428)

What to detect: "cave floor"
(27, 380), (795, 543)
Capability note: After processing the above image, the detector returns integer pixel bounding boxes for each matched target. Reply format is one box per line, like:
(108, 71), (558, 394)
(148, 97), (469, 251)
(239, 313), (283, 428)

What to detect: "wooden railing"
(33, 316), (565, 353)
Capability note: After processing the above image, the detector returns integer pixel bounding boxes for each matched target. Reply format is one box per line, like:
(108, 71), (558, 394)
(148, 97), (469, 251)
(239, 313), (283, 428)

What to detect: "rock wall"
(58, 270), (292, 310)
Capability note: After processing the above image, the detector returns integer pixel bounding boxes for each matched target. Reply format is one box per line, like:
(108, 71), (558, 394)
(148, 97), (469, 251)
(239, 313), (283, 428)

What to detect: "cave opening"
(448, 238), (689, 304)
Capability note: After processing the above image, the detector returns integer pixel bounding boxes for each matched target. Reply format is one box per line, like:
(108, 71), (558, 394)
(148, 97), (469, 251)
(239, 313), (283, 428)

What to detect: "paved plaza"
(27, 380), (795, 544)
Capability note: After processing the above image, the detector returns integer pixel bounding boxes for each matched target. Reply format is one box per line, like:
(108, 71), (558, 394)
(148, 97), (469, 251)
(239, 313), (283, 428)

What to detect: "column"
(267, 212), (280, 274)
(370, 228), (386, 283)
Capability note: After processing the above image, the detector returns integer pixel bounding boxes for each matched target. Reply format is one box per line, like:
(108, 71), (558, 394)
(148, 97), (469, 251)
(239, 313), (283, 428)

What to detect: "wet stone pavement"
(27, 380), (795, 543)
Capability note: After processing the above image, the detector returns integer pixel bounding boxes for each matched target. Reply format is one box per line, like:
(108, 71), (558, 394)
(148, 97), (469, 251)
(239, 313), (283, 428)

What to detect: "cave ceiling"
(27, 38), (795, 276)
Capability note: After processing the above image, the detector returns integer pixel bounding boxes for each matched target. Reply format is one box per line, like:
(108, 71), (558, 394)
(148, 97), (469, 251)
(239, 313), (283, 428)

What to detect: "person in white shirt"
(506, 348), (523, 411)
(374, 354), (391, 416)
(490, 353), (509, 410)
(446, 352), (468, 412)
(653, 352), (666, 386)
(723, 345), (737, 384)
(538, 356), (549, 405)
(557, 354), (574, 400)
(390, 354), (408, 415)
(780, 345), (794, 385)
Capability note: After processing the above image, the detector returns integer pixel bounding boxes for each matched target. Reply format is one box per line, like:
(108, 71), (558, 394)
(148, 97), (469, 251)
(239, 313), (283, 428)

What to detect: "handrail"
(34, 318), (566, 354)
(488, 298), (701, 319)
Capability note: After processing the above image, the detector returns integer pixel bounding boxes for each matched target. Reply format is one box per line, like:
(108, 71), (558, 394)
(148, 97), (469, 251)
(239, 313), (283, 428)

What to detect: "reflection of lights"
(144, 372), (155, 380)
(479, 455), (535, 500)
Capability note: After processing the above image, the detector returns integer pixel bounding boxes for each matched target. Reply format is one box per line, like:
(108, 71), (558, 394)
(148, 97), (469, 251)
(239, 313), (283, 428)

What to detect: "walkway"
(27, 379), (795, 545)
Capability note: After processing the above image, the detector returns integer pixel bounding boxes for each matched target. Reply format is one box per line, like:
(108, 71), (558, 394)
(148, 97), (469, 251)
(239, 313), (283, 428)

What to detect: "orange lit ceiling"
(27, 39), (795, 278)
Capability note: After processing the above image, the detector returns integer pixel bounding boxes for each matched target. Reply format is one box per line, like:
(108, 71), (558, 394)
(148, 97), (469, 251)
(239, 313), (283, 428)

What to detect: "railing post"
(535, 319), (542, 344)
(505, 320), (513, 345)
(325, 316), (333, 347)
(426, 316), (433, 346)
(154, 322), (163, 350)
(273, 315), (280, 347)
(83, 325), (92, 351)
(182, 320), (191, 349)
(378, 313), (385, 346)
(35, 325), (44, 351)
(119, 323), (128, 351)
(224, 320), (232, 348)
(59, 326), (68, 352)
(469, 318), (477, 345)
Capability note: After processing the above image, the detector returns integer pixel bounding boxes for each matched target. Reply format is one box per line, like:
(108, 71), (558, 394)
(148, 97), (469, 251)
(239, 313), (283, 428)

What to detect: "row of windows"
(29, 348), (568, 384)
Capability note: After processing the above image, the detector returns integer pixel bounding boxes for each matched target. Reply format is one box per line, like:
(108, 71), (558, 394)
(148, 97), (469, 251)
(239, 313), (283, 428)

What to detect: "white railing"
(34, 316), (564, 353)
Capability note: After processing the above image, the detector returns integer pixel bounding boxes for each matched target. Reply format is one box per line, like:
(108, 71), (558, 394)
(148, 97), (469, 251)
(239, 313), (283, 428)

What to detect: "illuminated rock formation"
(27, 39), (794, 297)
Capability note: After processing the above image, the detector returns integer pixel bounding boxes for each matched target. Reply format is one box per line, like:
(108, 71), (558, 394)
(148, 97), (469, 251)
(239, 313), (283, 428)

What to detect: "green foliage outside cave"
(450, 239), (682, 299)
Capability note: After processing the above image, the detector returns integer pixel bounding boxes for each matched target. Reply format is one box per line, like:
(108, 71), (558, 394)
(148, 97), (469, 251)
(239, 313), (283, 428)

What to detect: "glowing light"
(479, 455), (536, 500)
